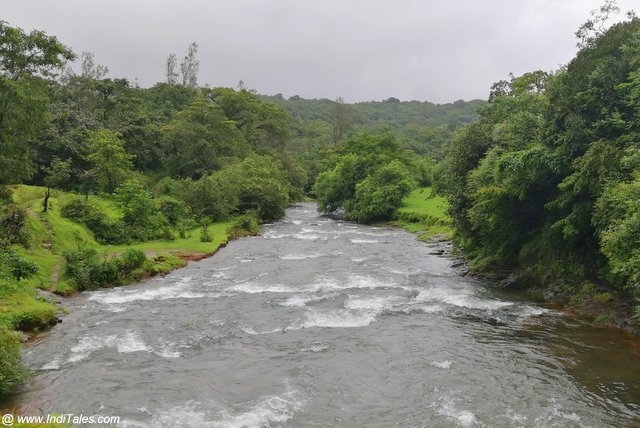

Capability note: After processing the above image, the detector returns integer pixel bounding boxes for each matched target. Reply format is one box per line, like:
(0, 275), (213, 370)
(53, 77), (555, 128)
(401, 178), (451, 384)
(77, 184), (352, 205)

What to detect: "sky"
(3, 0), (637, 103)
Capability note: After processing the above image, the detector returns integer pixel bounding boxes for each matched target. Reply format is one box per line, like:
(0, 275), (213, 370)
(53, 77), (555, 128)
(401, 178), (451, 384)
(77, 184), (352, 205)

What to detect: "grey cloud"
(3, 0), (636, 103)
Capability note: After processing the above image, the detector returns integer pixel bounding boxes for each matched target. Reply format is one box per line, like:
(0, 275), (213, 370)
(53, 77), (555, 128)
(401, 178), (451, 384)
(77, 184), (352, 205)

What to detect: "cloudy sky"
(3, 0), (636, 103)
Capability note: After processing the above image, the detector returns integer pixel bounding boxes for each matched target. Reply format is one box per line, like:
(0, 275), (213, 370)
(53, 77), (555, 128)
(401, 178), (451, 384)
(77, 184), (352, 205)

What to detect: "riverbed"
(16, 203), (640, 427)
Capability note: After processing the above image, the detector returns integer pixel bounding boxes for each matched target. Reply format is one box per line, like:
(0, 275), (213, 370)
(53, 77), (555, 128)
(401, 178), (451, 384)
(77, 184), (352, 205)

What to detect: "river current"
(16, 203), (640, 427)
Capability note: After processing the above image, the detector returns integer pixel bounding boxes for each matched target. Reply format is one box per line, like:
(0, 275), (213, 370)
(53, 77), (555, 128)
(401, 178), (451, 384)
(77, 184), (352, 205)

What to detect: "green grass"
(104, 220), (234, 257)
(2, 185), (236, 327)
(393, 187), (452, 240)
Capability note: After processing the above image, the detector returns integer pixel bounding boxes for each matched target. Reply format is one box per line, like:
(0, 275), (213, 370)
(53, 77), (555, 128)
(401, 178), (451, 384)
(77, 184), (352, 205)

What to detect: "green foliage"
(227, 213), (260, 239)
(0, 21), (74, 185)
(438, 15), (640, 302)
(350, 161), (414, 223)
(199, 224), (212, 243)
(223, 155), (290, 221)
(0, 325), (24, 400)
(86, 129), (133, 194)
(0, 249), (38, 281)
(161, 96), (247, 178)
(63, 247), (147, 291)
(0, 204), (29, 246)
(596, 175), (640, 293)
(314, 133), (417, 222)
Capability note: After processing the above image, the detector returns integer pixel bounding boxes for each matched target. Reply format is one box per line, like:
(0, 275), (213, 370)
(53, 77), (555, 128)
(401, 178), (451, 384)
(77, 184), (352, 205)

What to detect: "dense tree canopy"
(437, 17), (640, 304)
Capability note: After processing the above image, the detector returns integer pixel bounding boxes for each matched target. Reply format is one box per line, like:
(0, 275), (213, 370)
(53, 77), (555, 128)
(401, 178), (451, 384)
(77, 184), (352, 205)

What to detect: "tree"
(161, 96), (247, 177)
(314, 133), (418, 220)
(575, 0), (620, 48)
(42, 157), (71, 212)
(0, 21), (74, 185)
(180, 42), (199, 88)
(351, 160), (414, 223)
(0, 21), (74, 80)
(80, 51), (108, 79)
(86, 129), (133, 193)
(330, 97), (352, 145)
(166, 53), (179, 85)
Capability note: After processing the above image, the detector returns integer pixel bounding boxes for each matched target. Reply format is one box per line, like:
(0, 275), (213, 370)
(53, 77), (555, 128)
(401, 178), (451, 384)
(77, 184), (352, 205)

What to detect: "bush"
(61, 198), (130, 244)
(0, 204), (29, 246)
(0, 326), (25, 400)
(158, 196), (189, 226)
(64, 248), (148, 291)
(117, 249), (146, 272)
(60, 198), (91, 222)
(350, 160), (415, 223)
(200, 224), (212, 242)
(0, 250), (38, 280)
(227, 214), (260, 239)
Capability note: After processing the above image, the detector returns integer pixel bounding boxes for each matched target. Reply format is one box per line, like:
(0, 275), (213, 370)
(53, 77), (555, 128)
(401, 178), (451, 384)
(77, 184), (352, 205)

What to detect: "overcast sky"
(3, 0), (637, 103)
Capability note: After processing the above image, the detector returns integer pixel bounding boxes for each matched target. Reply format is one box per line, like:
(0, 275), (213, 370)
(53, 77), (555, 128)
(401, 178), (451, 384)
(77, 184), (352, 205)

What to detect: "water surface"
(17, 203), (640, 427)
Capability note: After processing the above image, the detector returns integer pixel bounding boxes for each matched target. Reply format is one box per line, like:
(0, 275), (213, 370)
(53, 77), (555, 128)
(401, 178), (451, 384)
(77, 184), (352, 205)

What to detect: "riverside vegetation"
(0, 21), (467, 401)
(2, 1), (640, 403)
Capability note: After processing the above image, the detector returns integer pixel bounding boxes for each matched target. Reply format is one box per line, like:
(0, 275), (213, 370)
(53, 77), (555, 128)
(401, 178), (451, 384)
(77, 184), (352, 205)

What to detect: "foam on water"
(279, 253), (324, 260)
(139, 403), (210, 428)
(279, 293), (337, 307)
(300, 343), (330, 353)
(263, 232), (289, 239)
(436, 397), (478, 428)
(350, 238), (379, 244)
(430, 360), (453, 369)
(344, 294), (406, 311)
(240, 326), (284, 335)
(294, 233), (323, 241)
(41, 357), (61, 371)
(228, 282), (297, 294)
(416, 288), (512, 311)
(213, 388), (305, 428)
(66, 331), (182, 363)
(88, 277), (203, 305)
(67, 331), (150, 363)
(291, 309), (378, 329)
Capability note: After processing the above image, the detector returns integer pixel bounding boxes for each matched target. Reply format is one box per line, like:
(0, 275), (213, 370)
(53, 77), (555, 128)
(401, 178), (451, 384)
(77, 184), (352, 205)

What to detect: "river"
(15, 203), (640, 427)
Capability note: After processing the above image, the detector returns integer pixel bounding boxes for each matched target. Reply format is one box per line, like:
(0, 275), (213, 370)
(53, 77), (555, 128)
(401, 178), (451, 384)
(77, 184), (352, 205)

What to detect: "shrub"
(61, 198), (130, 244)
(200, 224), (212, 242)
(116, 249), (146, 272)
(158, 196), (189, 226)
(60, 198), (91, 222)
(0, 250), (38, 280)
(227, 214), (260, 239)
(0, 204), (29, 246)
(64, 248), (107, 290)
(64, 247), (149, 291)
(0, 326), (25, 400)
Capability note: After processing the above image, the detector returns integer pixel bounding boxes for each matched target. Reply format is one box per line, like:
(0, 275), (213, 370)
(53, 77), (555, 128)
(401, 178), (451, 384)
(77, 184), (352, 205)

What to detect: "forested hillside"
(437, 14), (640, 322)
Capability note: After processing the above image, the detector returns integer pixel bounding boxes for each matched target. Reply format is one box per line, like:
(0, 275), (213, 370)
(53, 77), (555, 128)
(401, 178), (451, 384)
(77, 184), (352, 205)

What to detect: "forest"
(1, 4), (640, 405)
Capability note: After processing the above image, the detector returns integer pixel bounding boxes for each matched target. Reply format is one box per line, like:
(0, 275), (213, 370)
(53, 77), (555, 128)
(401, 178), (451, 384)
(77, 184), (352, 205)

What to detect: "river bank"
(392, 187), (640, 337)
(0, 185), (261, 403)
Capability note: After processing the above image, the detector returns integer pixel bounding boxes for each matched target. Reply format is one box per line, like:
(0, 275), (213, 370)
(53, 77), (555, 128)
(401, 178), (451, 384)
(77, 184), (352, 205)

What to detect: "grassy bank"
(393, 187), (452, 240)
(0, 185), (249, 400)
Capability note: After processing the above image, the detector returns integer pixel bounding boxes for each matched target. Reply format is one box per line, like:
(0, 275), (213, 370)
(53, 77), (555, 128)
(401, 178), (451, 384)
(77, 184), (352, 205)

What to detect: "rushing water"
(14, 203), (640, 427)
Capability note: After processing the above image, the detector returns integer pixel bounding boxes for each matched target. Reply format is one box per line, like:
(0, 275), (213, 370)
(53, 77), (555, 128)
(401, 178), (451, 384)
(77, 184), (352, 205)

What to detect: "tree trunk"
(43, 187), (51, 212)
